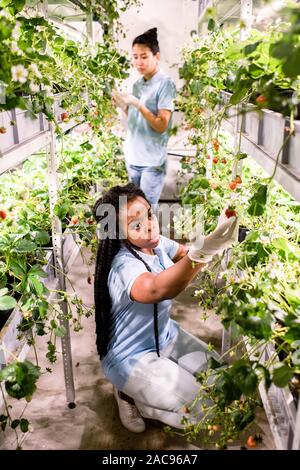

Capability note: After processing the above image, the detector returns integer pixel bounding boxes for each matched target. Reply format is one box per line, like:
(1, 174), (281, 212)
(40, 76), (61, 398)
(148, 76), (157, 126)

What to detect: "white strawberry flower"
(207, 68), (216, 78)
(12, 22), (21, 40)
(29, 82), (40, 93)
(0, 9), (11, 19)
(44, 85), (52, 93)
(11, 41), (21, 54)
(29, 63), (42, 79)
(11, 64), (28, 83)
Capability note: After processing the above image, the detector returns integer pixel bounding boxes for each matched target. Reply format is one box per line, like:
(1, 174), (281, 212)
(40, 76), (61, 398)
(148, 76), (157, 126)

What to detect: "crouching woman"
(93, 183), (237, 433)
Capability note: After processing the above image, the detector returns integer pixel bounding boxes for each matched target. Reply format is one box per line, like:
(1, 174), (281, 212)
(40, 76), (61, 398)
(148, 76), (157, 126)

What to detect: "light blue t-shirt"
(124, 70), (176, 167)
(102, 235), (180, 390)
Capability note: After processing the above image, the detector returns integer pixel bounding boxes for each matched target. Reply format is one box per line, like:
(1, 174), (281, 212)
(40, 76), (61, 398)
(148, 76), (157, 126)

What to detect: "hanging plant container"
(243, 103), (263, 145)
(220, 90), (237, 125)
(261, 109), (285, 159)
(282, 118), (300, 176)
(16, 108), (42, 144)
(0, 110), (17, 153)
(40, 112), (50, 132)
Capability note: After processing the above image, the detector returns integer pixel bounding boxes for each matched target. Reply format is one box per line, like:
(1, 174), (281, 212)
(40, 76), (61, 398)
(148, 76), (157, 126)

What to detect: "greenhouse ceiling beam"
(67, 0), (86, 11)
(47, 0), (86, 10)
(49, 15), (88, 39)
(198, 0), (241, 23)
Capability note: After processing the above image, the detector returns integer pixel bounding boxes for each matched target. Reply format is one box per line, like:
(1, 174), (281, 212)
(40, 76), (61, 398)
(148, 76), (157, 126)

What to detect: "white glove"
(112, 90), (141, 110)
(188, 215), (238, 263)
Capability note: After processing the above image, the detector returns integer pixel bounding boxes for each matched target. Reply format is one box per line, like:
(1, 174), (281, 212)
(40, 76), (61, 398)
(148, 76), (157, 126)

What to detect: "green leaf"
(255, 184), (268, 204)
(282, 47), (300, 79)
(236, 152), (248, 160)
(208, 18), (216, 31)
(230, 79), (252, 104)
(80, 142), (93, 151)
(195, 177), (210, 190)
(248, 63), (265, 79)
(0, 296), (17, 311)
(34, 231), (50, 246)
(0, 361), (40, 400)
(54, 325), (66, 338)
(6, 0), (25, 14)
(29, 277), (45, 296)
(14, 240), (37, 253)
(54, 36), (64, 46)
(9, 259), (27, 277)
(28, 265), (48, 278)
(207, 357), (222, 369)
(20, 418), (29, 433)
(0, 288), (8, 296)
(270, 42), (292, 60)
(247, 202), (265, 217)
(53, 202), (70, 220)
(272, 363), (294, 387)
(247, 184), (268, 216)
(272, 238), (300, 259)
(244, 41), (262, 56)
(291, 349), (300, 365)
(11, 419), (20, 429)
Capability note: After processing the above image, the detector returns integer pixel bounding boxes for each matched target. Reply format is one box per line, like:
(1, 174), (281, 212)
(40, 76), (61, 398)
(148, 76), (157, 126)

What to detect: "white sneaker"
(113, 388), (146, 433)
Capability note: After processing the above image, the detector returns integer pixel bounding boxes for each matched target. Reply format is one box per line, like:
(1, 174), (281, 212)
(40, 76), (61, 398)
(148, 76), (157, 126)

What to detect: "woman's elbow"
(158, 124), (168, 134)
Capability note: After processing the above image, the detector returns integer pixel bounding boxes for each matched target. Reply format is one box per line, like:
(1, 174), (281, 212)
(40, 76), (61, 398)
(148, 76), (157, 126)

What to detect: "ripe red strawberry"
(256, 94), (267, 105)
(71, 215), (78, 225)
(235, 175), (242, 184)
(221, 158), (227, 164)
(87, 218), (94, 225)
(0, 210), (7, 219)
(212, 157), (218, 164)
(212, 139), (219, 151)
(225, 207), (236, 218)
(206, 154), (211, 160)
(0, 126), (7, 134)
(60, 112), (69, 122)
(229, 181), (237, 191)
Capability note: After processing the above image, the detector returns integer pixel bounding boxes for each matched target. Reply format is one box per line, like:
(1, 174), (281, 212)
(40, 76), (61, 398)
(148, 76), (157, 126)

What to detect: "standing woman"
(113, 28), (176, 207)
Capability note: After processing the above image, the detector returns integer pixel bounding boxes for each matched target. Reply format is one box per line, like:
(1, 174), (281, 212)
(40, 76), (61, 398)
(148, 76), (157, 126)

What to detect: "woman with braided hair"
(93, 183), (238, 433)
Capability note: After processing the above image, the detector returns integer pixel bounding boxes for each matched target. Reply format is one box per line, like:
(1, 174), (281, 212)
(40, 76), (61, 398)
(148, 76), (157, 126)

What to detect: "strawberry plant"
(177, 7), (300, 447)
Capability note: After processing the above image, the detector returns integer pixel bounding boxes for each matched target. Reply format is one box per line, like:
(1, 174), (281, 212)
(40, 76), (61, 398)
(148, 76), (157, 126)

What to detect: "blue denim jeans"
(126, 162), (166, 206)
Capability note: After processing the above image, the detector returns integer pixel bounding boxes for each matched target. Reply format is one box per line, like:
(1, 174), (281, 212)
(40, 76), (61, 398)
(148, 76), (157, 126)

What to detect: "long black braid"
(93, 183), (160, 359)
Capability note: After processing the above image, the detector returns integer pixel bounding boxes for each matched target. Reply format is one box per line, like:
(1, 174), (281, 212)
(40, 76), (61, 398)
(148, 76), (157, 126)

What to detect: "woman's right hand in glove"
(187, 215), (238, 263)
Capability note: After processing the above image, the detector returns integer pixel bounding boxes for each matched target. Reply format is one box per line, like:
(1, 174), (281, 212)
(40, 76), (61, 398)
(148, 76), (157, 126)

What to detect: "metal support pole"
(233, 0), (253, 162)
(292, 393), (300, 449)
(47, 122), (76, 407)
(222, 0), (253, 353)
(240, 0), (253, 40)
(39, 0), (48, 18)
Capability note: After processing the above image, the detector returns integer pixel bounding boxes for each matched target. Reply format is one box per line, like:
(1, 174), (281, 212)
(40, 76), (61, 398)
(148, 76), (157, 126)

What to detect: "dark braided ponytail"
(93, 183), (160, 359)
